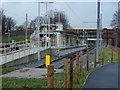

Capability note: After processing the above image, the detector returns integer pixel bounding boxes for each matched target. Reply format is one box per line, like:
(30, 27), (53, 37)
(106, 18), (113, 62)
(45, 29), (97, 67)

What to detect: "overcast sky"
(1, 1), (118, 29)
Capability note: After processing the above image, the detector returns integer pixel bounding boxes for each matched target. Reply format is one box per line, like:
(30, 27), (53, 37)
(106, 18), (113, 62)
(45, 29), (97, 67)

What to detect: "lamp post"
(8, 30), (10, 43)
(37, 1), (41, 61)
(82, 21), (97, 47)
(25, 13), (28, 41)
(85, 32), (88, 46)
(83, 29), (85, 45)
(83, 21), (97, 44)
(96, 0), (101, 62)
(99, 13), (102, 52)
(40, 2), (53, 47)
(45, 2), (54, 47)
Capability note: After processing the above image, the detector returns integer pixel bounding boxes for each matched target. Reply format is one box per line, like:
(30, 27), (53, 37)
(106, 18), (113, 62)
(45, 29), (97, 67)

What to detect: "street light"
(96, 0), (101, 62)
(25, 13), (28, 41)
(99, 13), (102, 51)
(82, 21), (96, 46)
(85, 32), (88, 46)
(83, 29), (85, 45)
(8, 30), (10, 43)
(41, 2), (54, 47)
(37, 1), (41, 61)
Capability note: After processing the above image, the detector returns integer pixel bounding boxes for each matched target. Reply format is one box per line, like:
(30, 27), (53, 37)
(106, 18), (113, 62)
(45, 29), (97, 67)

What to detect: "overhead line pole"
(96, 0), (100, 62)
(26, 13), (28, 41)
(45, 2), (53, 47)
(37, 0), (41, 61)
(99, 13), (102, 51)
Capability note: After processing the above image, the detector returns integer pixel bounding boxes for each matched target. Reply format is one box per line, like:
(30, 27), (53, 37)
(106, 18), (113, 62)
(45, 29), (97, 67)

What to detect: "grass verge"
(2, 68), (95, 89)
(2, 34), (30, 43)
(1, 67), (20, 75)
(99, 46), (119, 64)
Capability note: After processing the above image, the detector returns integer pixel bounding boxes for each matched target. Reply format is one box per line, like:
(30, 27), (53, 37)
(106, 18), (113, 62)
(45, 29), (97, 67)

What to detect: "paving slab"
(1, 68), (63, 78)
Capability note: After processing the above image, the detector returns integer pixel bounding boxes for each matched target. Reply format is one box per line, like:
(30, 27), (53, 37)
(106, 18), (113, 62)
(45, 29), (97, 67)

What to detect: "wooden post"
(64, 58), (68, 88)
(46, 48), (49, 55)
(101, 47), (104, 65)
(111, 48), (113, 63)
(94, 49), (96, 68)
(70, 57), (73, 90)
(47, 65), (54, 89)
(76, 52), (79, 83)
(86, 48), (89, 71)
(80, 51), (83, 76)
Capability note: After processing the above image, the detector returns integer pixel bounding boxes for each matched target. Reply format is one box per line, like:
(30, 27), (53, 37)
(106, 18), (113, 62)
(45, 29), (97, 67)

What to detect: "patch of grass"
(54, 72), (64, 88)
(73, 68), (95, 88)
(2, 34), (30, 43)
(99, 47), (119, 64)
(2, 77), (47, 88)
(1, 67), (20, 75)
(2, 68), (95, 89)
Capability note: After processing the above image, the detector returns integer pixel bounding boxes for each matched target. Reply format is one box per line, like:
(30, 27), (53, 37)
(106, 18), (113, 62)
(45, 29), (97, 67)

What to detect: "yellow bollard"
(46, 55), (51, 68)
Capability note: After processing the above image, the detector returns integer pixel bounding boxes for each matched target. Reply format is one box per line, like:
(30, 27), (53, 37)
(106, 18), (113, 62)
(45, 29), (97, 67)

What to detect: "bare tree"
(111, 11), (117, 28)
(1, 10), (16, 34)
(50, 10), (70, 29)
(111, 1), (120, 47)
(111, 1), (120, 28)
(29, 10), (71, 29)
(6, 17), (16, 33)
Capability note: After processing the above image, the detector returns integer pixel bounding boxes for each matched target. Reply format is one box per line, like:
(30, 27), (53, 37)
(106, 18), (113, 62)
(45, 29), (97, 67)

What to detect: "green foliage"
(1, 67), (20, 75)
(2, 78), (47, 88)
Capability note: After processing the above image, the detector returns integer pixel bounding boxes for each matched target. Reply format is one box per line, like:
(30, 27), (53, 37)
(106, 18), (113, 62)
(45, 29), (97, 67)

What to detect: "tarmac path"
(83, 63), (119, 89)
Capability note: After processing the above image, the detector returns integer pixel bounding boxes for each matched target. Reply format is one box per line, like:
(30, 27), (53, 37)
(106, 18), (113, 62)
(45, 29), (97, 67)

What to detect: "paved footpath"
(83, 63), (119, 88)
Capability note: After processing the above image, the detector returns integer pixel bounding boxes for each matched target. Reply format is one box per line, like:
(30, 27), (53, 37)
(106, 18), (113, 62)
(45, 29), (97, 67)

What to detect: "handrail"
(0, 39), (33, 56)
(53, 47), (87, 62)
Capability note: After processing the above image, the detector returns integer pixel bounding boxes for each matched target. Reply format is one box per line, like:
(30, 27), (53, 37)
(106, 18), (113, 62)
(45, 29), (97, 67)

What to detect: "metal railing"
(0, 39), (32, 56)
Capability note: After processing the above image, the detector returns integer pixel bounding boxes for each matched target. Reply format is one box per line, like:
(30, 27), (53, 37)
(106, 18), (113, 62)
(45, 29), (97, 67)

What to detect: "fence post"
(111, 47), (113, 63)
(101, 47), (104, 65)
(76, 52), (79, 83)
(70, 57), (73, 89)
(64, 58), (68, 88)
(86, 48), (89, 71)
(80, 51), (83, 76)
(47, 65), (54, 89)
(94, 49), (96, 68)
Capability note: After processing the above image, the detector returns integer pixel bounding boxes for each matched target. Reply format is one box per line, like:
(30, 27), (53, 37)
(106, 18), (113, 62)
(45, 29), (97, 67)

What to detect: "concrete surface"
(1, 68), (63, 78)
